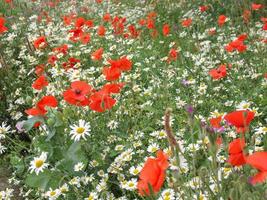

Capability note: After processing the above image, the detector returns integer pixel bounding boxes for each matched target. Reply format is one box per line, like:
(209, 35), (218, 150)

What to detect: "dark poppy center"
(75, 89), (82, 95)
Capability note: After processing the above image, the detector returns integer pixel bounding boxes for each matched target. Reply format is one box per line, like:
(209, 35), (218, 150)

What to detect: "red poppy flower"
(102, 65), (122, 81)
(91, 48), (104, 61)
(0, 17), (8, 34)
(218, 15), (227, 27)
(167, 48), (178, 63)
(128, 24), (140, 38)
(63, 15), (73, 26)
(228, 138), (246, 166)
(85, 20), (94, 28)
(243, 10), (251, 23)
(32, 75), (49, 90)
(225, 34), (247, 53)
(33, 36), (47, 49)
(210, 116), (223, 129)
(199, 5), (209, 12)
(35, 64), (45, 76)
(246, 152), (267, 185)
(102, 83), (124, 94)
(80, 33), (91, 44)
(25, 95), (58, 116)
(89, 90), (116, 112)
(103, 13), (111, 22)
(146, 19), (155, 29)
(69, 28), (83, 42)
(252, 3), (263, 10)
(63, 81), (93, 106)
(224, 110), (255, 133)
(75, 17), (85, 28)
(162, 24), (170, 36)
(181, 18), (192, 27)
(137, 150), (169, 196)
(97, 25), (106, 36)
(53, 44), (68, 55)
(209, 64), (227, 80)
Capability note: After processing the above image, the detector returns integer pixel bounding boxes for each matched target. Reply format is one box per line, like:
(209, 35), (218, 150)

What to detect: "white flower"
(0, 122), (11, 139)
(255, 126), (267, 135)
(147, 143), (159, 153)
(84, 192), (98, 200)
(0, 143), (7, 154)
(124, 178), (137, 191)
(129, 165), (142, 176)
(158, 189), (175, 200)
(70, 120), (91, 141)
(44, 188), (61, 200)
(74, 162), (85, 172)
(29, 152), (49, 175)
(236, 101), (251, 110)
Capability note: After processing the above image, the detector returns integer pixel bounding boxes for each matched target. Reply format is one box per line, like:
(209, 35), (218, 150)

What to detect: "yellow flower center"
(133, 169), (139, 175)
(128, 182), (135, 187)
(35, 160), (44, 168)
(263, 127), (267, 132)
(159, 131), (165, 137)
(50, 191), (56, 196)
(164, 196), (171, 200)
(76, 127), (85, 134)
(87, 195), (93, 200)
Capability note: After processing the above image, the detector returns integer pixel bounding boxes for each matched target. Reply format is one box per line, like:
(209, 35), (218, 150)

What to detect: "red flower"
(228, 138), (246, 166)
(102, 83), (124, 94)
(162, 24), (170, 36)
(243, 10), (251, 23)
(89, 91), (116, 112)
(224, 110), (255, 133)
(210, 116), (223, 129)
(246, 152), (267, 185)
(167, 48), (178, 63)
(80, 33), (91, 44)
(32, 75), (49, 90)
(91, 48), (104, 61)
(102, 65), (122, 81)
(63, 81), (93, 106)
(218, 15), (227, 27)
(209, 64), (227, 80)
(225, 34), (247, 53)
(53, 44), (68, 55)
(137, 150), (169, 196)
(0, 17), (8, 34)
(251, 3), (263, 10)
(35, 64), (45, 76)
(75, 17), (85, 28)
(25, 95), (58, 116)
(199, 5), (209, 12)
(103, 13), (111, 22)
(97, 25), (106, 36)
(181, 18), (192, 27)
(34, 36), (47, 49)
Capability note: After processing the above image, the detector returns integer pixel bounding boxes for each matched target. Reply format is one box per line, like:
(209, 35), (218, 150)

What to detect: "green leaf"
(25, 170), (62, 190)
(23, 116), (44, 132)
(57, 142), (88, 174)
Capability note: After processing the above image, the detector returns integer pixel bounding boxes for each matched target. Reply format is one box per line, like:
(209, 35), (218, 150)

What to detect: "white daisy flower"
(70, 120), (91, 141)
(84, 192), (98, 200)
(158, 189), (175, 200)
(0, 122), (11, 139)
(0, 143), (7, 154)
(29, 152), (49, 175)
(44, 188), (61, 200)
(74, 162), (85, 172)
(129, 165), (142, 176)
(125, 178), (137, 191)
(147, 143), (159, 153)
